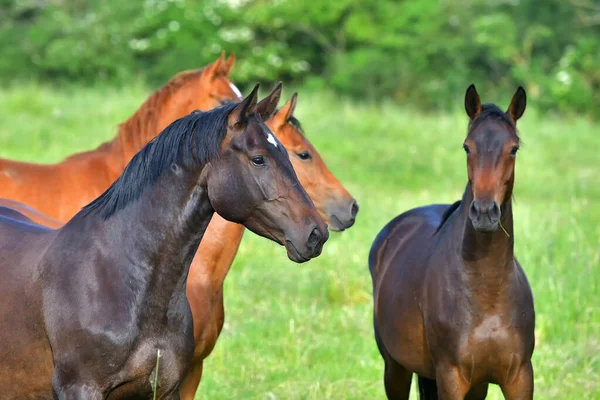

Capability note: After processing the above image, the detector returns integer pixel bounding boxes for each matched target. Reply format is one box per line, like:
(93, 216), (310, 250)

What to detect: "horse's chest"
(455, 315), (525, 383)
(115, 330), (195, 398)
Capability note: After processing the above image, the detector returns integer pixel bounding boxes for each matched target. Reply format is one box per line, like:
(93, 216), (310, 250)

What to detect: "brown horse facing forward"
(179, 93), (359, 399)
(0, 52), (241, 222)
(0, 93), (359, 400)
(369, 86), (534, 400)
(0, 84), (328, 399)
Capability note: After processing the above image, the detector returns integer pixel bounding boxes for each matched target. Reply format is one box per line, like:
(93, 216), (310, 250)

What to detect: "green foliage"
(1, 0), (599, 114)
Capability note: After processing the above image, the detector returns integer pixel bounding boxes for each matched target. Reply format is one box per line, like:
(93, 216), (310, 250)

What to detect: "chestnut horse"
(369, 86), (534, 400)
(0, 52), (241, 221)
(0, 93), (360, 399)
(180, 93), (359, 399)
(0, 84), (328, 399)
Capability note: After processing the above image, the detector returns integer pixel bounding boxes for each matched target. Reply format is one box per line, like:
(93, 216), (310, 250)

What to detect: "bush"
(0, 0), (599, 115)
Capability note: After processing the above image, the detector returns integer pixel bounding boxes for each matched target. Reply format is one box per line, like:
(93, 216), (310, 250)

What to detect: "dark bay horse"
(0, 83), (328, 399)
(0, 52), (241, 221)
(0, 93), (359, 400)
(180, 93), (359, 399)
(369, 86), (534, 399)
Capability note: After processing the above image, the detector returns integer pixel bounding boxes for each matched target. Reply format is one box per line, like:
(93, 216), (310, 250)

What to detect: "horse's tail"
(417, 375), (438, 400)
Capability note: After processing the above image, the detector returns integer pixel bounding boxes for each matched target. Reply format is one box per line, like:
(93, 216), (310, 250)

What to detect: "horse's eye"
(251, 156), (265, 166)
(297, 151), (312, 161)
(510, 146), (519, 156)
(463, 144), (471, 154)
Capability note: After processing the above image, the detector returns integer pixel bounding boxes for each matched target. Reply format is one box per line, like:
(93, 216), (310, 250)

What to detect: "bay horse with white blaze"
(0, 83), (328, 399)
(369, 85), (534, 399)
(0, 52), (241, 221)
(180, 93), (358, 399)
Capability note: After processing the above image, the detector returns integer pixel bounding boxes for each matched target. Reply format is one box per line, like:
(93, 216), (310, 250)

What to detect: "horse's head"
(206, 83), (329, 263)
(193, 51), (242, 109)
(463, 84), (526, 232)
(264, 94), (358, 231)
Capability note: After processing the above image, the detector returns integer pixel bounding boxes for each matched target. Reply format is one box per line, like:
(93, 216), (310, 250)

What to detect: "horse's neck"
(90, 168), (214, 316)
(63, 140), (125, 182)
(189, 215), (246, 294)
(112, 120), (159, 165)
(457, 184), (515, 286)
(114, 94), (188, 163)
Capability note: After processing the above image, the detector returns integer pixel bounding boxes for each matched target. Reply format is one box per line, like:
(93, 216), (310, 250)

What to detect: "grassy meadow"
(0, 84), (599, 399)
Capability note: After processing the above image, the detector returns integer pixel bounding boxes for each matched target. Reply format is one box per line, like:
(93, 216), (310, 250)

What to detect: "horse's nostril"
(470, 200), (500, 221)
(306, 227), (322, 252)
(469, 201), (479, 219)
(490, 202), (501, 219)
(350, 201), (359, 218)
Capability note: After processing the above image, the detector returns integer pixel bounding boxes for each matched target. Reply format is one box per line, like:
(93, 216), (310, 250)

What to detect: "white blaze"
(267, 133), (278, 148)
(229, 83), (243, 99)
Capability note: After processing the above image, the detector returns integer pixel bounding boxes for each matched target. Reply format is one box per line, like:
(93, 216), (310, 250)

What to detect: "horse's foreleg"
(500, 362), (534, 400)
(465, 382), (489, 399)
(178, 360), (204, 400)
(434, 365), (471, 400)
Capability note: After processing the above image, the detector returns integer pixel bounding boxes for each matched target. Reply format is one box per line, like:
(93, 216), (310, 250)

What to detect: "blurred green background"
(1, 0), (600, 115)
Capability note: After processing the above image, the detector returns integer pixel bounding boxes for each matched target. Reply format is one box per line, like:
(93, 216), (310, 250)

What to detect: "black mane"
(83, 103), (236, 219)
(434, 200), (462, 234)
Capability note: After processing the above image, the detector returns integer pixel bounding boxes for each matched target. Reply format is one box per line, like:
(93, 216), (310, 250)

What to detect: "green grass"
(1, 84), (599, 399)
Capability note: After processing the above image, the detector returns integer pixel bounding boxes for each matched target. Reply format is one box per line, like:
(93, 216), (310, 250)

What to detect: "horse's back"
(369, 203), (452, 283)
(0, 157), (57, 188)
(0, 212), (56, 398)
(0, 156), (108, 221)
(0, 157), (64, 214)
(0, 208), (55, 312)
(0, 199), (64, 228)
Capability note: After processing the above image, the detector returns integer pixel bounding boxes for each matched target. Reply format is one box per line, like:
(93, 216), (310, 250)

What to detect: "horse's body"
(370, 86), (535, 400)
(0, 85), (328, 399)
(0, 204), (199, 399)
(0, 53), (240, 221)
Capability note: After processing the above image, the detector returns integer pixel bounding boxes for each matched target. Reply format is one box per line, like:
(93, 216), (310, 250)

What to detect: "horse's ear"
(228, 83), (260, 129)
(222, 52), (236, 75)
(255, 82), (283, 121)
(272, 92), (298, 128)
(507, 86), (526, 122)
(204, 52), (225, 81)
(465, 84), (482, 120)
